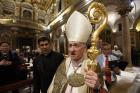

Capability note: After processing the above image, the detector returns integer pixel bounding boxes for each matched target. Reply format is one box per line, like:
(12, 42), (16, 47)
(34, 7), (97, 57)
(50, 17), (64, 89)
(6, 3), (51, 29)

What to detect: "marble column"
(118, 6), (132, 67)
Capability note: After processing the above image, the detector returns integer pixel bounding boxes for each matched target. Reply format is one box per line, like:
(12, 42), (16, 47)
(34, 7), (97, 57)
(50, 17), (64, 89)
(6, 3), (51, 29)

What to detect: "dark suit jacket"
(33, 51), (64, 93)
(0, 51), (22, 85)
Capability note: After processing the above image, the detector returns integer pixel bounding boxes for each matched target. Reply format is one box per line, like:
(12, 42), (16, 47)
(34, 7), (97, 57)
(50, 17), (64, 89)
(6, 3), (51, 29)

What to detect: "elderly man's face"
(68, 41), (86, 61)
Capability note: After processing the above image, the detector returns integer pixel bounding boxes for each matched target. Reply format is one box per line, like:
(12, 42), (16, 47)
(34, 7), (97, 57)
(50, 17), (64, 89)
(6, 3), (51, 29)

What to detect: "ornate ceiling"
(0, 0), (56, 31)
(0, 0), (140, 32)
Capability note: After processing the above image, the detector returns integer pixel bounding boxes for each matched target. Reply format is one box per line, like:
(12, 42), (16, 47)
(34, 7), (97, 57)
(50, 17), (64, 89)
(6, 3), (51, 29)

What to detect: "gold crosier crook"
(86, 2), (108, 93)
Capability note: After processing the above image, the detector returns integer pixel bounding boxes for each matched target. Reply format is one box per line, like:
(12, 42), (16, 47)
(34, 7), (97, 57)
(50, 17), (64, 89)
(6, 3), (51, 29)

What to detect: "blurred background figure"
(131, 46), (138, 66)
(97, 43), (121, 90)
(0, 41), (27, 93)
(112, 45), (123, 61)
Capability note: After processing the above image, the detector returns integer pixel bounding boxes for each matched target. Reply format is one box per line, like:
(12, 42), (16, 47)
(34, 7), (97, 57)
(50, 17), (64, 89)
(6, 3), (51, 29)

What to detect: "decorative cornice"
(117, 5), (133, 16)
(116, 0), (133, 16)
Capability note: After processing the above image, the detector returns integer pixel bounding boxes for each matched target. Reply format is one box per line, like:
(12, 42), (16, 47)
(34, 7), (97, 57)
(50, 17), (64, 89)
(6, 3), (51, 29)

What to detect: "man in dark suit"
(0, 41), (23, 93)
(33, 36), (64, 93)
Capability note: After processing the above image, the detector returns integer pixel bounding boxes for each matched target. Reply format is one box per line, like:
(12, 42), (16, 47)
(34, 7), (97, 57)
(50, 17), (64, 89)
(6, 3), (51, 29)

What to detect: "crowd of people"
(0, 10), (140, 93)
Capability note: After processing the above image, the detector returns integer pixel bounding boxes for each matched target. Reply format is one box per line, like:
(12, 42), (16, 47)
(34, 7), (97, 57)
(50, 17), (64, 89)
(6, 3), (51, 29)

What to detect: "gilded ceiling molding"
(63, 0), (72, 8)
(1, 0), (15, 14)
(31, 0), (54, 12)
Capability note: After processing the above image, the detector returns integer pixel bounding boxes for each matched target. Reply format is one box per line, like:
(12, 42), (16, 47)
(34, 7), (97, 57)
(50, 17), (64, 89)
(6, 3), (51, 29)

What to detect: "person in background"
(47, 11), (105, 93)
(96, 43), (121, 90)
(131, 46), (138, 66)
(0, 41), (23, 93)
(33, 36), (64, 93)
(112, 45), (123, 60)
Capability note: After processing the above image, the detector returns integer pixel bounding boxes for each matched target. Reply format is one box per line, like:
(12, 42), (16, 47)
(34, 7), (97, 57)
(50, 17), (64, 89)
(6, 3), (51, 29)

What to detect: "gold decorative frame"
(21, 7), (33, 20)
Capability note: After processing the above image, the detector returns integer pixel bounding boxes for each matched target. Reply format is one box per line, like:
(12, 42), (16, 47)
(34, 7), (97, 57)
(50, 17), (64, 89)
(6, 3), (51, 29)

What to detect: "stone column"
(118, 6), (132, 67)
(35, 32), (39, 49)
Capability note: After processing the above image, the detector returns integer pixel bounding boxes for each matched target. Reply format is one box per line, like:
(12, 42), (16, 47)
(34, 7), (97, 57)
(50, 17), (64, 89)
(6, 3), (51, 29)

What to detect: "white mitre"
(66, 11), (92, 43)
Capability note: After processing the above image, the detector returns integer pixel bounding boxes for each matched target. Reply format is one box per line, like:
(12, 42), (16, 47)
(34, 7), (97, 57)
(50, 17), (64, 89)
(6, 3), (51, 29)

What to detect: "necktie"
(105, 56), (111, 84)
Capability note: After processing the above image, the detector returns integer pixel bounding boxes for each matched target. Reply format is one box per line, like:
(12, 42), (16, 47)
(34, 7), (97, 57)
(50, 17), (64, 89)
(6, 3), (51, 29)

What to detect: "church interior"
(0, 0), (140, 93)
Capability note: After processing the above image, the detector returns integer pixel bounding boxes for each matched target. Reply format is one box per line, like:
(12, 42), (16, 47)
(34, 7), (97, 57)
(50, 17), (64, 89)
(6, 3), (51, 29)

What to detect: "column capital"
(117, 5), (133, 16)
(130, 28), (137, 32)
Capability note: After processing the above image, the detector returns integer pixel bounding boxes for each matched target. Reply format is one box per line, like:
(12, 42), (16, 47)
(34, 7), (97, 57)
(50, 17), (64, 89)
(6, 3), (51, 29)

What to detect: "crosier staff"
(86, 2), (108, 93)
